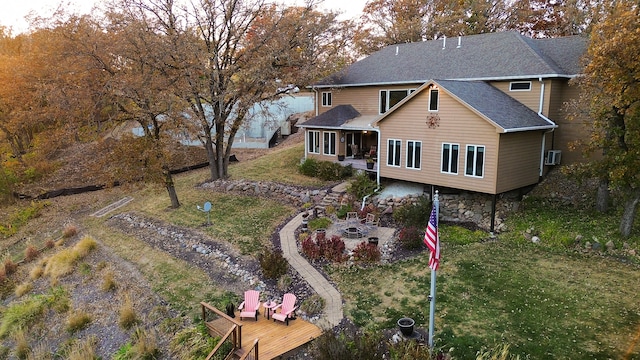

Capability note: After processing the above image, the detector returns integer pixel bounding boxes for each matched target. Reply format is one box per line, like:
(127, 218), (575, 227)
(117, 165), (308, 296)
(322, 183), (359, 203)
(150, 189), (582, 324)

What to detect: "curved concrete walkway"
(279, 212), (343, 330)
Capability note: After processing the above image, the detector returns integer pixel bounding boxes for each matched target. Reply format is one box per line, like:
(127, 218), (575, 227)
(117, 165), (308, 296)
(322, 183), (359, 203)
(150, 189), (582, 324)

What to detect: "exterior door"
(346, 133), (362, 157)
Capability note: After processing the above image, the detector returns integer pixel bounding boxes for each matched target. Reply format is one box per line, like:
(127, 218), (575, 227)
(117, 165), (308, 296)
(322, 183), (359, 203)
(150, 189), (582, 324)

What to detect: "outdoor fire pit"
(342, 227), (364, 239)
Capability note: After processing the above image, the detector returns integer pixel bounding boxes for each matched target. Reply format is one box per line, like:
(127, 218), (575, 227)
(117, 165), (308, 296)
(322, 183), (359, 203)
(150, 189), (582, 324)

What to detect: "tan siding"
(319, 85), (422, 116)
(378, 89), (501, 194)
(304, 129), (343, 161)
(496, 132), (542, 193)
(547, 80), (592, 164)
(490, 80), (541, 114)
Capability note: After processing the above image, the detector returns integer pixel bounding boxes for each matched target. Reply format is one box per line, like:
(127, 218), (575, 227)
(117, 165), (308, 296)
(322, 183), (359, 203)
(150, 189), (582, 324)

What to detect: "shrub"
(3, 258), (17, 276)
(102, 271), (117, 292)
(316, 161), (352, 181)
(277, 274), (293, 291)
(352, 242), (381, 263)
(62, 224), (78, 239)
(317, 235), (346, 262)
(301, 235), (321, 261)
(309, 331), (385, 360)
(393, 196), (432, 228)
(44, 239), (55, 249)
(398, 226), (424, 250)
(308, 217), (332, 232)
(388, 338), (435, 359)
(347, 172), (378, 200)
(298, 158), (318, 177)
(300, 294), (325, 316)
(66, 311), (92, 333)
(258, 249), (289, 280)
(15, 282), (32, 297)
(29, 264), (44, 280)
(13, 330), (29, 359)
(128, 327), (160, 360)
(119, 295), (138, 329)
(336, 204), (353, 219)
(24, 245), (39, 262)
(65, 336), (97, 360)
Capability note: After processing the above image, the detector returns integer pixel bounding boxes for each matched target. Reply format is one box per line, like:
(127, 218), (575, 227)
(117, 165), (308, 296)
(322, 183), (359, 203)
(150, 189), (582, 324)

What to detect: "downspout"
(538, 78), (555, 177)
(313, 87), (319, 117)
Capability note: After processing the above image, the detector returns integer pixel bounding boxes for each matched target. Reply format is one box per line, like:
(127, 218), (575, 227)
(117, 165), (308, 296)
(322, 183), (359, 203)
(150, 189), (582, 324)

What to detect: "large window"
(406, 141), (422, 169)
(387, 139), (401, 167)
(308, 130), (320, 154)
(429, 89), (439, 111)
(465, 145), (485, 177)
(380, 89), (413, 114)
(441, 143), (459, 174)
(322, 91), (332, 107)
(323, 131), (337, 155)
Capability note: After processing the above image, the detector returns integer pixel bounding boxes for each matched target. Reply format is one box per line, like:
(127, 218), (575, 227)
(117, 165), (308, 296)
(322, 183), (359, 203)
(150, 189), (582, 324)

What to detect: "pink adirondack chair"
(238, 290), (261, 321)
(272, 293), (297, 325)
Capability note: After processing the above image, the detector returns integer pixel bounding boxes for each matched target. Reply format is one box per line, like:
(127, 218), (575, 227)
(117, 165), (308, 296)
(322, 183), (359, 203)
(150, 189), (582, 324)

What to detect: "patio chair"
(365, 213), (379, 227)
(272, 293), (298, 325)
(238, 290), (261, 321)
(346, 212), (359, 222)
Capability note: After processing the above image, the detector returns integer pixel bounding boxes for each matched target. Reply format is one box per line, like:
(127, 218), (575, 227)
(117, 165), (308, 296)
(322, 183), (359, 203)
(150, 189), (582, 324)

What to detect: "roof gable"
(375, 80), (556, 132)
(316, 32), (587, 87)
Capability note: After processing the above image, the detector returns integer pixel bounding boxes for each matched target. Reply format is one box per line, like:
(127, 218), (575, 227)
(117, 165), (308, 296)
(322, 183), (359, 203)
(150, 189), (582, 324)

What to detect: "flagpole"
(428, 190), (439, 348)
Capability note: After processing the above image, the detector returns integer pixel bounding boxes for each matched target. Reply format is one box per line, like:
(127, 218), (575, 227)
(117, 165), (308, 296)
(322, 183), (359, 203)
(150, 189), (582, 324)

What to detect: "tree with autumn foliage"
(567, 0), (640, 237)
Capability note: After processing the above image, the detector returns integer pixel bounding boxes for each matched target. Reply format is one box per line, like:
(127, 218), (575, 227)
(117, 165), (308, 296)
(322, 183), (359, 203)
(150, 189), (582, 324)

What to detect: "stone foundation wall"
(200, 179), (520, 232)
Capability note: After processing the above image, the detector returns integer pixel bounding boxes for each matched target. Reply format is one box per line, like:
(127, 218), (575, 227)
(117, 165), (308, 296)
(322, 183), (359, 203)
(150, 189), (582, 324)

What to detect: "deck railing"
(239, 339), (259, 360)
(201, 302), (244, 359)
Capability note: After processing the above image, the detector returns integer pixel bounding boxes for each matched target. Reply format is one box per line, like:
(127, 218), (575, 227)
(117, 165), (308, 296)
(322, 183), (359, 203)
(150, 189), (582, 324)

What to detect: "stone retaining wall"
(200, 179), (520, 232)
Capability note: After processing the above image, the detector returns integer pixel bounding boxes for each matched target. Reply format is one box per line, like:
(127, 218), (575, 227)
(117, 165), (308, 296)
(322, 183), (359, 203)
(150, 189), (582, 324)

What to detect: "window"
(441, 143), (459, 174)
(321, 92), (332, 107)
(379, 89), (413, 113)
(406, 141), (422, 169)
(387, 139), (401, 167)
(308, 131), (320, 154)
(429, 89), (439, 111)
(323, 131), (336, 155)
(509, 81), (532, 91)
(465, 145), (485, 177)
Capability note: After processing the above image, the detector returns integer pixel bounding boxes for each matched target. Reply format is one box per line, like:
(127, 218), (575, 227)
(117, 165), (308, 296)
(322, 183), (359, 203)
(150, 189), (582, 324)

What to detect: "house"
(298, 31), (588, 197)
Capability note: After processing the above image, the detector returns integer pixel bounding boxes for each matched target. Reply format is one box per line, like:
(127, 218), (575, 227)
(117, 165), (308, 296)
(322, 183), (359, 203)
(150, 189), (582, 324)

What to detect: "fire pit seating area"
(339, 212), (378, 239)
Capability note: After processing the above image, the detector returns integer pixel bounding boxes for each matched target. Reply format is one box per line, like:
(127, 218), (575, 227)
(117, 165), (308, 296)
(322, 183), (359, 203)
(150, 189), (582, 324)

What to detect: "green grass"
(228, 142), (327, 187)
(0, 287), (69, 338)
(328, 227), (640, 359)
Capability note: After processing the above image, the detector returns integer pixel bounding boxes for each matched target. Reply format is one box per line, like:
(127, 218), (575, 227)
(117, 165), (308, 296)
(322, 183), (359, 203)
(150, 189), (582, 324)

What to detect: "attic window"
(509, 81), (532, 91)
(379, 89), (412, 114)
(321, 92), (332, 107)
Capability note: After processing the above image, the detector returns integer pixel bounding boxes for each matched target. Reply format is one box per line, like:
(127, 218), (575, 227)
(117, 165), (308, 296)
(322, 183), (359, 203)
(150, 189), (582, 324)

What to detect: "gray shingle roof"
(434, 80), (554, 131)
(297, 105), (361, 128)
(316, 32), (587, 87)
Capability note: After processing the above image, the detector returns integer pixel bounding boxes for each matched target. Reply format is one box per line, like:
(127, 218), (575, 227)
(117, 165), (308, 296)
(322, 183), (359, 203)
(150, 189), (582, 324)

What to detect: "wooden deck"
(237, 311), (322, 359)
(202, 302), (323, 360)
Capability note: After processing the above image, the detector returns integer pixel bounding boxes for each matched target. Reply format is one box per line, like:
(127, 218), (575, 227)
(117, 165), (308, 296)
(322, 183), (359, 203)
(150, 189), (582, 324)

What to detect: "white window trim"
(441, 142), (459, 175)
(387, 139), (402, 167)
(406, 140), (422, 170)
(321, 91), (332, 107)
(509, 81), (532, 91)
(379, 89), (415, 114)
(465, 144), (485, 178)
(428, 89), (439, 112)
(308, 130), (320, 154)
(323, 131), (337, 156)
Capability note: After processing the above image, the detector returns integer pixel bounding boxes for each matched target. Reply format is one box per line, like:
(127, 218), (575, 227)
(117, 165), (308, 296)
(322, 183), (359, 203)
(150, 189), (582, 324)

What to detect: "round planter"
(368, 237), (379, 246)
(397, 317), (415, 337)
(338, 155), (345, 161)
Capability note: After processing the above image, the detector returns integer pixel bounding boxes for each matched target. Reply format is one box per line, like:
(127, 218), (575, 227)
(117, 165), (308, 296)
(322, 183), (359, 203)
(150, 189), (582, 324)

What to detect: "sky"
(0, 0), (367, 34)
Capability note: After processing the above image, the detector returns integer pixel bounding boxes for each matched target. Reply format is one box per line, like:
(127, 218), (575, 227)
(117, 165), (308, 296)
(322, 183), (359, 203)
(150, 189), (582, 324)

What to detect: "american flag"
(423, 205), (440, 271)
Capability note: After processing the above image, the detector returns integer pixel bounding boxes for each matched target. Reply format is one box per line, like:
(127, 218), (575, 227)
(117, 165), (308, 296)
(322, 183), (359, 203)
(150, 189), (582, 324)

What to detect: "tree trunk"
(205, 137), (218, 181)
(619, 190), (640, 237)
(164, 170), (180, 209)
(595, 178), (610, 212)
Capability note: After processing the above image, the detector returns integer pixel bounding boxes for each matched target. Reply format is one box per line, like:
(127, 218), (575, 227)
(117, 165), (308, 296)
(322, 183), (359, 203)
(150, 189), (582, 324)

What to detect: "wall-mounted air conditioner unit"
(545, 150), (562, 165)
